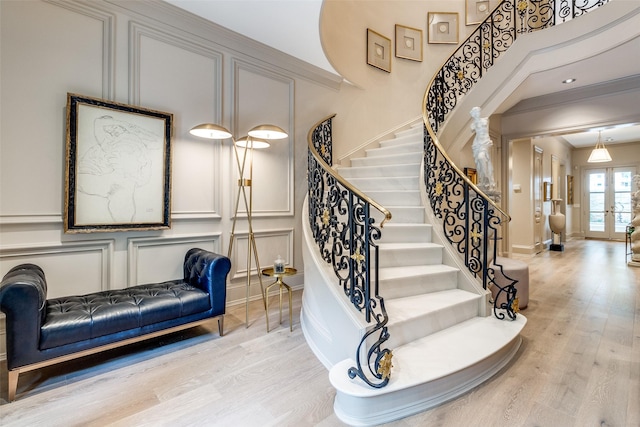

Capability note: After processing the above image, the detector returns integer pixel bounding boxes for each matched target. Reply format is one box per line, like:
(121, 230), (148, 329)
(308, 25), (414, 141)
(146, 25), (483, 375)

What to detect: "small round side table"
(261, 267), (297, 332)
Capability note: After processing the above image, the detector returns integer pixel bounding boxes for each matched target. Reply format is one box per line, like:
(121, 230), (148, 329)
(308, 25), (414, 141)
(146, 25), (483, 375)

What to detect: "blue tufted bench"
(0, 248), (231, 402)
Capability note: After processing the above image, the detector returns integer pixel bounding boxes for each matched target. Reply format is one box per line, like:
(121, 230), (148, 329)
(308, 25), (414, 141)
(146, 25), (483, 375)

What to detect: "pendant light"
(587, 131), (612, 163)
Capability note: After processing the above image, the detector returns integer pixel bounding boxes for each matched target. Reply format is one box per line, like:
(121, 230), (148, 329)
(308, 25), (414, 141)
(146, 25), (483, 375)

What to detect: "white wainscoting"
(127, 234), (223, 286)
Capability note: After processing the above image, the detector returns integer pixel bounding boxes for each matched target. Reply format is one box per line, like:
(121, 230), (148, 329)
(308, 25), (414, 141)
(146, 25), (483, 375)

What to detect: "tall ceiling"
(165, 0), (640, 148)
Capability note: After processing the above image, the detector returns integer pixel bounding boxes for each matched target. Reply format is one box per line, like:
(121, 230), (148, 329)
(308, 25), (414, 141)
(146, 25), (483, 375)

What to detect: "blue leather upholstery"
(0, 248), (230, 371)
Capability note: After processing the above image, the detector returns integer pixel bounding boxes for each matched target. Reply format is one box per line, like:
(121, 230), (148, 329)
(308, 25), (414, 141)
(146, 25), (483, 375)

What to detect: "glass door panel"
(585, 167), (636, 240)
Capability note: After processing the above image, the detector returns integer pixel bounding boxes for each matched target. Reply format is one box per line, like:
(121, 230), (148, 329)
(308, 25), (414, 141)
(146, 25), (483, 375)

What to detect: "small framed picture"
(464, 167), (477, 184)
(395, 24), (423, 62)
(367, 28), (392, 73)
(428, 12), (459, 44)
(466, 0), (493, 25)
(543, 182), (552, 201)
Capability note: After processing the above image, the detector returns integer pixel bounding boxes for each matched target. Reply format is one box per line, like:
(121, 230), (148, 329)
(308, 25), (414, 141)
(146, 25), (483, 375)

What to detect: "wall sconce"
(587, 131), (612, 163)
(189, 122), (288, 329)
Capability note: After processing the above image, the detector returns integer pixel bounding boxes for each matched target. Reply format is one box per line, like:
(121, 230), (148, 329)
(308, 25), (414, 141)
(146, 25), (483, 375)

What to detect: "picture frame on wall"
(395, 24), (423, 62)
(465, 0), (492, 25)
(464, 167), (477, 184)
(64, 93), (173, 233)
(543, 181), (552, 201)
(367, 28), (392, 72)
(567, 175), (574, 205)
(428, 12), (459, 44)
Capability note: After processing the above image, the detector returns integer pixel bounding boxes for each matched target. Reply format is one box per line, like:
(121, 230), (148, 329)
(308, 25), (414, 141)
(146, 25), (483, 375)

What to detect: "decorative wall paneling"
(0, 0), (331, 363)
(129, 21), (225, 219)
(127, 234), (223, 286)
(231, 60), (295, 218)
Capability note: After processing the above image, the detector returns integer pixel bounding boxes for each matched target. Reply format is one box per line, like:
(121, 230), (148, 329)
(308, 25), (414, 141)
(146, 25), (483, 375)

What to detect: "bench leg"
(217, 315), (224, 337)
(8, 369), (18, 402)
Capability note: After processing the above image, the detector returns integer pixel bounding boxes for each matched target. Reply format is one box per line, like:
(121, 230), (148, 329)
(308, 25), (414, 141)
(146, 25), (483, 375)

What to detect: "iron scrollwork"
(308, 115), (392, 388)
(422, 0), (609, 319)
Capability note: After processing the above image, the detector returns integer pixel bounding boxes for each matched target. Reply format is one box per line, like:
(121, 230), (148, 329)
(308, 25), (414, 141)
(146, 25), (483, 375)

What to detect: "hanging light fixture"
(587, 131), (612, 163)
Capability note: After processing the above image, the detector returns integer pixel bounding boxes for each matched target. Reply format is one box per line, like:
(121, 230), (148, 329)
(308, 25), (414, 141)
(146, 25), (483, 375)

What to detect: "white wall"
(0, 0), (342, 356)
(320, 0), (479, 164)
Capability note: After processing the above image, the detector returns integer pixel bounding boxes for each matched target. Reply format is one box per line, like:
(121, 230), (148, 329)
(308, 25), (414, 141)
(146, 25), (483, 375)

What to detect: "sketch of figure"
(470, 106), (496, 191)
(78, 115), (162, 222)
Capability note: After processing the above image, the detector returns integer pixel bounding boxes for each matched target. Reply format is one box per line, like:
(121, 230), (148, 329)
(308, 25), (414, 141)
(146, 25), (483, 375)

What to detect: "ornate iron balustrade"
(307, 115), (393, 388)
(422, 0), (609, 319)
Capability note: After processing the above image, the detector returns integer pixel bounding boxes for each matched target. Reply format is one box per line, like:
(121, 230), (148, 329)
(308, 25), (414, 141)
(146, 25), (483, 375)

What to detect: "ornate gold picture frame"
(64, 93), (173, 233)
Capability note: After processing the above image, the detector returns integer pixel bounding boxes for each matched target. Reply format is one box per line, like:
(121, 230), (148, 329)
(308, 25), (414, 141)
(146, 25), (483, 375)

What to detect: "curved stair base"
(330, 315), (526, 426)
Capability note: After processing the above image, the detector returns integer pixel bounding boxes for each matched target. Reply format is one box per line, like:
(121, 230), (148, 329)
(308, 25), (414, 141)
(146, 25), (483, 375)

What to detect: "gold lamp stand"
(189, 122), (288, 329)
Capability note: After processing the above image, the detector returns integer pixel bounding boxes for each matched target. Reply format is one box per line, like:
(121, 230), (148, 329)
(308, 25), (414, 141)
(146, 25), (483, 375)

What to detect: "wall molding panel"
(230, 59), (295, 218)
(127, 233), (222, 286)
(46, 0), (116, 100)
(0, 240), (115, 296)
(228, 228), (294, 281)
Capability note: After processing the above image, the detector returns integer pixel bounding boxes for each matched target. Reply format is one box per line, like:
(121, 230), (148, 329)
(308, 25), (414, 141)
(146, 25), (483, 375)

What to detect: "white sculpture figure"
(629, 174), (640, 267)
(470, 107), (496, 193)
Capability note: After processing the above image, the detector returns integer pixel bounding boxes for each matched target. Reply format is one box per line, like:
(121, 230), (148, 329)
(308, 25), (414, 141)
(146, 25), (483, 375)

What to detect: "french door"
(585, 167), (636, 240)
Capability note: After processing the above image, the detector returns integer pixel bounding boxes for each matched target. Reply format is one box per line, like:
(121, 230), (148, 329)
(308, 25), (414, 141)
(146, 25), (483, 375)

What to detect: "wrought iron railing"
(423, 0), (609, 319)
(307, 115), (393, 388)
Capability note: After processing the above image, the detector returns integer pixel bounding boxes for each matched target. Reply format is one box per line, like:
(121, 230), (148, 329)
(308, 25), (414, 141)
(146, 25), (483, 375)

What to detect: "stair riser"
(367, 190), (422, 206)
(378, 246), (442, 268)
(379, 271), (458, 299)
(375, 298), (479, 349)
(351, 152), (421, 167)
(366, 142), (422, 157)
(378, 225), (432, 243)
(373, 207), (424, 223)
(338, 164), (420, 179)
(380, 132), (422, 146)
(347, 177), (419, 191)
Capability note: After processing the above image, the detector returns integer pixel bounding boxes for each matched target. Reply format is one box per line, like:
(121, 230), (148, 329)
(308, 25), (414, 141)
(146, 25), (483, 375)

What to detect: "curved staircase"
(302, 124), (526, 425)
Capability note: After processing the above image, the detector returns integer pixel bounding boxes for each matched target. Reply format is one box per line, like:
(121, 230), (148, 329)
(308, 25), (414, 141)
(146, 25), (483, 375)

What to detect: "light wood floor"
(1, 239), (639, 426)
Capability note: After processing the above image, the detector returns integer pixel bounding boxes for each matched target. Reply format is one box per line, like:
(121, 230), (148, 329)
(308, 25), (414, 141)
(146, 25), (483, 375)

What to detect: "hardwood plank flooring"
(1, 239), (638, 426)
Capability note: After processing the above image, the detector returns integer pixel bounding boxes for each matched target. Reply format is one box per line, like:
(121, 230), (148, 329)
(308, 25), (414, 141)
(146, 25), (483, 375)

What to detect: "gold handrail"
(421, 80), (511, 222)
(306, 114), (392, 227)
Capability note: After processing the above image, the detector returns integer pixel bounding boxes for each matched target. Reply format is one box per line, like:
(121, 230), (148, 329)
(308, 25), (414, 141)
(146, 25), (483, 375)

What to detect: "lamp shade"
(587, 131), (612, 163)
(587, 147), (612, 163)
(189, 123), (232, 140)
(235, 136), (270, 149)
(247, 124), (288, 140)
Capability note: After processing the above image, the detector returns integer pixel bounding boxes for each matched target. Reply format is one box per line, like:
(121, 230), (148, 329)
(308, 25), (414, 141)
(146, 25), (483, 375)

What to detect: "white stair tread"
(385, 289), (479, 323)
(378, 264), (458, 280)
(330, 314), (527, 397)
(378, 242), (441, 251)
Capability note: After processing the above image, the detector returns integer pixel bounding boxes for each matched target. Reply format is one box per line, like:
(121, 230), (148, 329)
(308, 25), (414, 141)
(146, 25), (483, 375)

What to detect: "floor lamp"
(189, 122), (288, 328)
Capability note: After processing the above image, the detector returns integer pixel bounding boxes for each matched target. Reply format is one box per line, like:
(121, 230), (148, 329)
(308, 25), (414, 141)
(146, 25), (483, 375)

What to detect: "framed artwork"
(367, 28), (392, 73)
(428, 12), (459, 44)
(64, 93), (173, 233)
(543, 182), (552, 201)
(567, 175), (574, 205)
(395, 24), (423, 62)
(464, 167), (477, 184)
(466, 0), (493, 25)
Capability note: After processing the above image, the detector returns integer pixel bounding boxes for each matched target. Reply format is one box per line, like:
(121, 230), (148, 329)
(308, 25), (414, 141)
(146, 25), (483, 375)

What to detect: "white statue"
(629, 174), (640, 267)
(470, 107), (496, 193)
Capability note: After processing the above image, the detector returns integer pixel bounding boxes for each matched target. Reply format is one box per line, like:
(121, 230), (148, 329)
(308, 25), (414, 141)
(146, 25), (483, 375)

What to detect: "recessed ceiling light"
(562, 78), (576, 84)
(605, 137), (614, 142)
